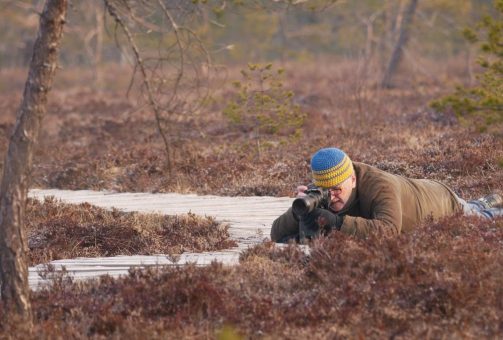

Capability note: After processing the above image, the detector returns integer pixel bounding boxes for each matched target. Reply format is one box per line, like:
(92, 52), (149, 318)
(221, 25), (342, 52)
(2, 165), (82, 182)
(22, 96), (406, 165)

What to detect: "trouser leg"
(481, 208), (503, 218)
(457, 196), (503, 219)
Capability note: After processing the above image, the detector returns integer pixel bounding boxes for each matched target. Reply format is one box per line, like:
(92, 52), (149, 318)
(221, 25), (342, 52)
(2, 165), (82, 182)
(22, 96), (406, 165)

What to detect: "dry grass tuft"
(26, 197), (236, 265)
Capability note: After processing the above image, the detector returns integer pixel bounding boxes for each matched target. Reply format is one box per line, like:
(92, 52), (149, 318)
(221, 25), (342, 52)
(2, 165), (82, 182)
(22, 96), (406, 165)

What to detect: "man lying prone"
(271, 148), (503, 243)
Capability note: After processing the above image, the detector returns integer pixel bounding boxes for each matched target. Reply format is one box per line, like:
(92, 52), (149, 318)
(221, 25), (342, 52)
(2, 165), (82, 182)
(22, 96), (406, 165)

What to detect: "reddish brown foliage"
(26, 197), (236, 265)
(1, 60), (501, 199)
(0, 59), (501, 338)
(1, 215), (501, 338)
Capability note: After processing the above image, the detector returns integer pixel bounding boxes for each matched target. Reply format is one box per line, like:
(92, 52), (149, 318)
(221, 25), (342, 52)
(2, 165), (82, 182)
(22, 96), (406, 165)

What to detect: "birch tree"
(381, 0), (419, 88)
(0, 0), (68, 326)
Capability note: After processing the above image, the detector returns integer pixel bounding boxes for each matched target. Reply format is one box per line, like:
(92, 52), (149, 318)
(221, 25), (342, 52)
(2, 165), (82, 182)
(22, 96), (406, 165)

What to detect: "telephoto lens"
(292, 195), (318, 216)
(291, 188), (329, 217)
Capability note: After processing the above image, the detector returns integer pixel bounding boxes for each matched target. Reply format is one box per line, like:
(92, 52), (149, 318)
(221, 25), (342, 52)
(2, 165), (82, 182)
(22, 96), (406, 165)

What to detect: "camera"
(292, 186), (330, 217)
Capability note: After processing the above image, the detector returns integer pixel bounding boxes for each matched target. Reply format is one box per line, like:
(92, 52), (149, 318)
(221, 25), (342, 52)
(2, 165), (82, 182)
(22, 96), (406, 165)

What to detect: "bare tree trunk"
(0, 0), (67, 325)
(94, 3), (104, 89)
(381, 0), (418, 88)
(465, 41), (475, 86)
(276, 11), (288, 65)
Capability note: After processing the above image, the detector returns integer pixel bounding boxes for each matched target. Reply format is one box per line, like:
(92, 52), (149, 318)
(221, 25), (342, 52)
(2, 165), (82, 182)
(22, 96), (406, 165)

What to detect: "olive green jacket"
(271, 162), (461, 240)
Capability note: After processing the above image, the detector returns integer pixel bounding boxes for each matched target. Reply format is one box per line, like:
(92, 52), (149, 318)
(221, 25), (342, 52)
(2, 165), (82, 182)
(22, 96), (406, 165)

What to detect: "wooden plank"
(27, 189), (294, 290)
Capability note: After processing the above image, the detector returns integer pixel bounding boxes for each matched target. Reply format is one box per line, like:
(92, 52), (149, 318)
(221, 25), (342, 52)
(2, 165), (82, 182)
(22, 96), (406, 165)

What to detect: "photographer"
(271, 148), (503, 243)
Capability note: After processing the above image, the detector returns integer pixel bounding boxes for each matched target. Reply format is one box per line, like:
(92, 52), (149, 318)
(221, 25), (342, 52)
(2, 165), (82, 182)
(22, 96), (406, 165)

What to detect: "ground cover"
(26, 197), (236, 265)
(0, 58), (502, 337)
(1, 59), (501, 200)
(1, 214), (501, 338)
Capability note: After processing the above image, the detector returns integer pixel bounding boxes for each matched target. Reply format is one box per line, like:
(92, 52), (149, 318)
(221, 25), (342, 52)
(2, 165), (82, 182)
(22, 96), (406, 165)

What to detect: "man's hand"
(315, 209), (343, 231)
(295, 185), (308, 197)
(299, 208), (343, 241)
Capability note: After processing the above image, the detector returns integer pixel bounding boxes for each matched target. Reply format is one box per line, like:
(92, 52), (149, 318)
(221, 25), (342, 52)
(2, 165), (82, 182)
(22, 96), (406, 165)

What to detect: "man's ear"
(350, 173), (357, 188)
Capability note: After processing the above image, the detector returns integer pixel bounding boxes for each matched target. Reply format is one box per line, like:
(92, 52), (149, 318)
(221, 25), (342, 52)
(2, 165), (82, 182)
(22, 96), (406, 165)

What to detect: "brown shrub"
(1, 214), (501, 338)
(1, 60), (500, 198)
(26, 197), (236, 265)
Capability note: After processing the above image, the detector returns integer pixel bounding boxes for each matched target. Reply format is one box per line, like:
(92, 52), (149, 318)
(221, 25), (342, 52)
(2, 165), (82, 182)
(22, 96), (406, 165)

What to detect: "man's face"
(327, 174), (356, 212)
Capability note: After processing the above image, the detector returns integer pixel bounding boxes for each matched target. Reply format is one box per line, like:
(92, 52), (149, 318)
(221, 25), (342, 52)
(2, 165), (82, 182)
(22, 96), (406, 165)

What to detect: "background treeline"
(0, 0), (497, 68)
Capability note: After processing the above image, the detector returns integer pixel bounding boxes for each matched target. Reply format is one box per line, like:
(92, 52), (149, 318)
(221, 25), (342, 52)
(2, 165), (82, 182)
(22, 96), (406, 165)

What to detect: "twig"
(104, 0), (173, 173)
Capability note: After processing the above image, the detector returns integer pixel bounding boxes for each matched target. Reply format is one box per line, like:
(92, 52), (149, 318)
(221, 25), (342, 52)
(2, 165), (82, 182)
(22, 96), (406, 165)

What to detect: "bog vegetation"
(1, 215), (502, 338)
(26, 197), (235, 266)
(0, 0), (502, 338)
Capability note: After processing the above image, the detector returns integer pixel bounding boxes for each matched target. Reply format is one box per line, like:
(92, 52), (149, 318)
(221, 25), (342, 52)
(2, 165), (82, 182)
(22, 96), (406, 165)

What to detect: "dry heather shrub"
(0, 61), (497, 198)
(239, 240), (307, 265)
(1, 214), (500, 338)
(302, 217), (502, 335)
(26, 197), (236, 265)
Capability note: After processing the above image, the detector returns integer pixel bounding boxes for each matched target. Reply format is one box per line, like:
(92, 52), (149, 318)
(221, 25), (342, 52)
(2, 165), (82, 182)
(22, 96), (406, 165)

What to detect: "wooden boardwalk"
(28, 189), (293, 290)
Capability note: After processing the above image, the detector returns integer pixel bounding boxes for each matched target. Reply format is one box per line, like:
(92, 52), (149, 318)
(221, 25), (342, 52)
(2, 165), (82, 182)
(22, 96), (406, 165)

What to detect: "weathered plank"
(28, 189), (294, 290)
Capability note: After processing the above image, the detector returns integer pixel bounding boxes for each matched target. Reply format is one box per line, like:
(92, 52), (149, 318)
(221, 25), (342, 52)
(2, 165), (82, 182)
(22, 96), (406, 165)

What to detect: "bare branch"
(102, 0), (214, 175)
(104, 0), (174, 172)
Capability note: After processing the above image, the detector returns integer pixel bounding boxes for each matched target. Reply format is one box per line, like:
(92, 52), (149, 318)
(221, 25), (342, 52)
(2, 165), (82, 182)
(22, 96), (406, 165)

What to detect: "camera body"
(292, 186), (330, 217)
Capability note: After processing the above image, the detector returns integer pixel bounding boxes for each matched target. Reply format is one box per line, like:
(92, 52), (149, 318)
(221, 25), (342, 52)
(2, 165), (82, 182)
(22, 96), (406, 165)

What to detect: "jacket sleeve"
(340, 187), (402, 238)
(270, 207), (299, 242)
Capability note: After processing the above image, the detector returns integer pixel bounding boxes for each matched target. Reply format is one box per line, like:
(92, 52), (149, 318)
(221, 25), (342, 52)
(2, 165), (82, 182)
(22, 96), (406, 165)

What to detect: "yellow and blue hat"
(311, 148), (354, 189)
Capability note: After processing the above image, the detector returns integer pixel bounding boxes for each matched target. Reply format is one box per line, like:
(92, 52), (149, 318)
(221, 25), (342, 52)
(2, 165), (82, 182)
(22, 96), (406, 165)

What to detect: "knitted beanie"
(310, 148), (354, 188)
